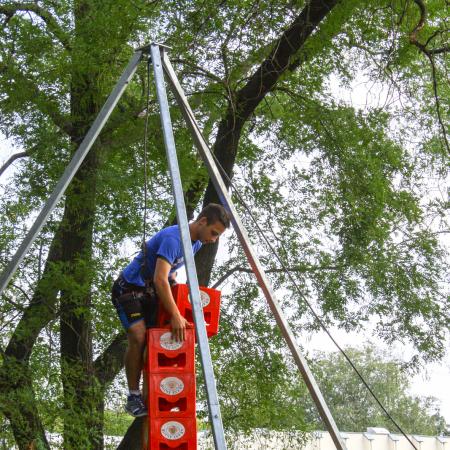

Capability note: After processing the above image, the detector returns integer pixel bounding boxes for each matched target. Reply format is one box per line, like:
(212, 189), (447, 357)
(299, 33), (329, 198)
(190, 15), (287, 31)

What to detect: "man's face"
(197, 218), (226, 244)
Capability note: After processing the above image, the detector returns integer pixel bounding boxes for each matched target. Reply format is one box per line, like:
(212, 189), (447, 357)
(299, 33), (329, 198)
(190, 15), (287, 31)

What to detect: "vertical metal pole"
(161, 53), (347, 450)
(150, 44), (227, 450)
(0, 50), (144, 296)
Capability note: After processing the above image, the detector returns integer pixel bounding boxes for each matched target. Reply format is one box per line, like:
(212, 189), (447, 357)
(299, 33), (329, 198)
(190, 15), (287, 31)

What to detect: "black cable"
(178, 100), (418, 448)
(215, 156), (418, 449)
(141, 58), (152, 278)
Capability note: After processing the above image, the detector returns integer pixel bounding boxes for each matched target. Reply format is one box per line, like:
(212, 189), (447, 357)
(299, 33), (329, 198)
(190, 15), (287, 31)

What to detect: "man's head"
(192, 203), (230, 244)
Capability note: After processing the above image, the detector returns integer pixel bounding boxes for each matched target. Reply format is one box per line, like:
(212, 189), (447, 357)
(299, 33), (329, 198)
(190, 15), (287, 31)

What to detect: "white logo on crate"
(160, 376), (184, 395)
(159, 332), (183, 351)
(161, 421), (185, 440)
(187, 290), (210, 307)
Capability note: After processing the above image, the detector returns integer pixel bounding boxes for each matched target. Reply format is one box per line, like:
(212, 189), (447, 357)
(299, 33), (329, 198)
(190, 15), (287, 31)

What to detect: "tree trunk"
(59, 107), (102, 450)
(196, 0), (339, 285)
(117, 418), (144, 450)
(59, 146), (101, 449)
(0, 224), (64, 450)
(57, 1), (107, 447)
(0, 366), (50, 450)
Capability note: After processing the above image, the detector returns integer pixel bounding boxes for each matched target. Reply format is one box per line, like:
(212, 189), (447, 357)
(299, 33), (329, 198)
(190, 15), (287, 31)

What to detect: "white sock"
(129, 390), (140, 396)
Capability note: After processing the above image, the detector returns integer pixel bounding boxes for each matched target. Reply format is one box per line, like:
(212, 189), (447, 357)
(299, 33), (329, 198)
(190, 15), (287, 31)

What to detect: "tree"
(0, 0), (448, 449)
(304, 345), (448, 435)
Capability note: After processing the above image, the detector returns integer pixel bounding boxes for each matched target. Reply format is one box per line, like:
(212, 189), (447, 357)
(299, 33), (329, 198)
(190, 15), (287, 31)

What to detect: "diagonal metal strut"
(161, 50), (348, 450)
(0, 50), (144, 297)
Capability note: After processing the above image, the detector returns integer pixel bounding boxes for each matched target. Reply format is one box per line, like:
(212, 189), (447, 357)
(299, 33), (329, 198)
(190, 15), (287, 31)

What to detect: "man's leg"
(125, 319), (146, 391)
(111, 280), (148, 417)
(123, 318), (148, 417)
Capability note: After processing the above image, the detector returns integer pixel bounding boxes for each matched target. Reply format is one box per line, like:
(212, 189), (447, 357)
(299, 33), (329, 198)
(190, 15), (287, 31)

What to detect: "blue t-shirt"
(122, 225), (202, 287)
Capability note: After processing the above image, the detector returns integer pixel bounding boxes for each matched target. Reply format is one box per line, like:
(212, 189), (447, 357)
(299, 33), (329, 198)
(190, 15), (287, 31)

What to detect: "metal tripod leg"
(0, 50), (144, 296)
(161, 52), (348, 450)
(150, 44), (227, 450)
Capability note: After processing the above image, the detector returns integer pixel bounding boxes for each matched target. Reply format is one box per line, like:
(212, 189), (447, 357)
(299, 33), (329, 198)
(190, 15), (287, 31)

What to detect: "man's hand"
(170, 312), (193, 342)
(154, 258), (193, 342)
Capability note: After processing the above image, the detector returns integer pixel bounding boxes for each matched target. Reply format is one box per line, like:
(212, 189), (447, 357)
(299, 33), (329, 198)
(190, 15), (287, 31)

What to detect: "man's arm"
(153, 258), (191, 341)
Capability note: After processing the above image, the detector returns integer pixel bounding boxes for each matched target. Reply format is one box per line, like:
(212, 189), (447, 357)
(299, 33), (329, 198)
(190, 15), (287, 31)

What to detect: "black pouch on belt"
(117, 291), (159, 328)
(116, 292), (145, 324)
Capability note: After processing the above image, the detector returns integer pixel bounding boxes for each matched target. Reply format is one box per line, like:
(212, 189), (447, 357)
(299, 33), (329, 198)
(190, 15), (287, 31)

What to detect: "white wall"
(197, 429), (449, 450)
(305, 430), (449, 450)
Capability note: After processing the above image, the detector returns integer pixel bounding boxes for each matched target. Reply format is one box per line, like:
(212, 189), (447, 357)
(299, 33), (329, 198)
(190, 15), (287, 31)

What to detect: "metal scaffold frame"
(0, 43), (347, 450)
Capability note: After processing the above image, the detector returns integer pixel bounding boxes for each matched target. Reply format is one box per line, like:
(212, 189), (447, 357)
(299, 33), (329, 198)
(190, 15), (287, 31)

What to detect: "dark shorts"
(111, 274), (159, 330)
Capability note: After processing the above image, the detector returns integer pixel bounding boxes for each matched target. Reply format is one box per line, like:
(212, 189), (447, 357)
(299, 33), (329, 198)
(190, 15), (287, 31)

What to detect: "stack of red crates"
(143, 284), (222, 449)
(143, 328), (197, 449)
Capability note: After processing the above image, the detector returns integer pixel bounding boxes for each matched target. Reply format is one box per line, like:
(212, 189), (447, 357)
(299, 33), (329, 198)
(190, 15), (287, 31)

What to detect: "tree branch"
(0, 3), (71, 50)
(423, 51), (449, 153)
(211, 263), (343, 289)
(93, 331), (127, 385)
(409, 0), (427, 47)
(0, 151), (29, 177)
(196, 0), (341, 286)
(409, 0), (450, 153)
(235, 0), (340, 122)
(170, 58), (224, 84)
(409, 0), (449, 55)
(1, 57), (72, 135)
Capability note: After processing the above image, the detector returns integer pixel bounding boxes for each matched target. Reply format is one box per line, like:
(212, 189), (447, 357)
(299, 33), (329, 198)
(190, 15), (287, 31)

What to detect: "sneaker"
(124, 394), (147, 417)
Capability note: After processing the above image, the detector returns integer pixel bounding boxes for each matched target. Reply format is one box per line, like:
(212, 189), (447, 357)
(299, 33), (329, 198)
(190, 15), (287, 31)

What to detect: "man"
(111, 203), (230, 417)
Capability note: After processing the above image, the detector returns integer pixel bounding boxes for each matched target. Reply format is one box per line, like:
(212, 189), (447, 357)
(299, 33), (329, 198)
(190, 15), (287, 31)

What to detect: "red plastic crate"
(157, 284), (221, 338)
(143, 417), (196, 450)
(146, 328), (195, 374)
(148, 417), (197, 450)
(146, 373), (196, 418)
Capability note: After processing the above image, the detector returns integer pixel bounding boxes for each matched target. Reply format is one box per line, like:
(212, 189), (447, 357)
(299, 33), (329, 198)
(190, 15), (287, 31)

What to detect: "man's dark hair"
(196, 203), (230, 228)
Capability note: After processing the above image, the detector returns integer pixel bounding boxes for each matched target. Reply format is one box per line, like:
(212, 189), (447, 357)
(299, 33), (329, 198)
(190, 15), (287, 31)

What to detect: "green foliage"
(202, 285), (310, 434)
(0, 0), (448, 447)
(103, 410), (133, 436)
(304, 346), (448, 435)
